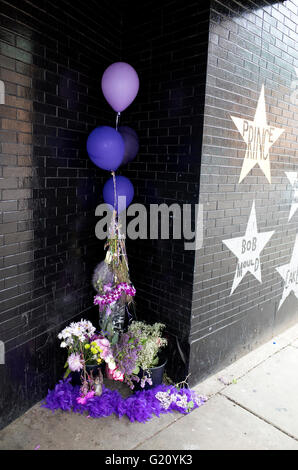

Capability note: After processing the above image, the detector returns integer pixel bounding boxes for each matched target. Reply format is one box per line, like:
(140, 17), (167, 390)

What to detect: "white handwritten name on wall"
(231, 85), (284, 184)
(276, 234), (298, 310)
(223, 201), (274, 295)
(285, 172), (298, 221)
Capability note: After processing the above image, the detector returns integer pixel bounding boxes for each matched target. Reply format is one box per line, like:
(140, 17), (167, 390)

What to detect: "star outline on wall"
(223, 201), (275, 295)
(276, 234), (298, 311)
(231, 85), (285, 184)
(285, 171), (298, 221)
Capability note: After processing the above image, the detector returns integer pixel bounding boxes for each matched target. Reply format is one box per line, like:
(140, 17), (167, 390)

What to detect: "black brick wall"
(0, 0), (297, 428)
(0, 0), (122, 428)
(121, 1), (210, 381)
(189, 0), (298, 383)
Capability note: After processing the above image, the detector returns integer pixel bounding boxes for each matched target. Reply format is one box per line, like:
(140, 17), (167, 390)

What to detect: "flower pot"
(134, 358), (167, 392)
(70, 371), (81, 386)
(70, 364), (102, 386)
(86, 363), (102, 378)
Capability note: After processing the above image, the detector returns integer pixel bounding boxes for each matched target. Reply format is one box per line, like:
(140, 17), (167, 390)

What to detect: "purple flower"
(94, 282), (136, 306)
(103, 283), (113, 293)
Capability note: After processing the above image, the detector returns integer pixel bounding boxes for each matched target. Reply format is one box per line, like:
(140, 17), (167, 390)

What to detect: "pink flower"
(76, 391), (95, 405)
(76, 396), (86, 405)
(97, 337), (110, 348)
(112, 368), (124, 382)
(100, 348), (110, 360)
(68, 353), (84, 372)
(93, 282), (136, 306)
(103, 283), (112, 292)
(105, 364), (123, 381)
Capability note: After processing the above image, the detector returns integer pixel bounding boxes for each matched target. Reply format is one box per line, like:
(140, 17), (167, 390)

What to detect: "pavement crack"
(220, 393), (298, 443)
(214, 341), (298, 392)
(131, 414), (186, 450)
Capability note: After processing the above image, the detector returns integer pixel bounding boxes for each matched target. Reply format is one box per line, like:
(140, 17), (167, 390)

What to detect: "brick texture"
(0, 0), (297, 427)
(121, 0), (210, 381)
(189, 0), (298, 383)
(0, 0), (122, 428)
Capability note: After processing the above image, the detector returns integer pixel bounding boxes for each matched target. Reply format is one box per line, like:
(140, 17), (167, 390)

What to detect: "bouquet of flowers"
(58, 319), (97, 373)
(104, 321), (168, 390)
(92, 216), (136, 343)
(127, 321), (168, 387)
(58, 319), (116, 401)
(105, 329), (143, 388)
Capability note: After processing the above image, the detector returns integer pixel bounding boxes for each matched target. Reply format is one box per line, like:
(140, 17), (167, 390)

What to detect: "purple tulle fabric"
(41, 379), (207, 423)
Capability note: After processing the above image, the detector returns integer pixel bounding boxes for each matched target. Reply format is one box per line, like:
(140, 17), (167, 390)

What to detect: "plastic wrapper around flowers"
(98, 303), (126, 338)
(93, 278), (136, 338)
(108, 303), (126, 331)
(92, 261), (126, 334)
(92, 261), (114, 294)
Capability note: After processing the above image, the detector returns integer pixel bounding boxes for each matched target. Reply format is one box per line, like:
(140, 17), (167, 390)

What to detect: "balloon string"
(115, 112), (121, 131)
(112, 113), (129, 280)
(111, 170), (117, 216)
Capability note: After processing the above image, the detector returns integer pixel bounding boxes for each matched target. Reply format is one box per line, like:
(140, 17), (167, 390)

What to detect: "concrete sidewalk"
(1, 323), (298, 450)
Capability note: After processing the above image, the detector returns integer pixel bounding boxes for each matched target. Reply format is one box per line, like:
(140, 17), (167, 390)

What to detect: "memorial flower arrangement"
(58, 317), (168, 397)
(128, 321), (167, 370)
(44, 63), (207, 421)
(92, 211), (137, 345)
(57, 204), (140, 402)
(58, 320), (115, 401)
(58, 319), (97, 374)
(105, 320), (168, 390)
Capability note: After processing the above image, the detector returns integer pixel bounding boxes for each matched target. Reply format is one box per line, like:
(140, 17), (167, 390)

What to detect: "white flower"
(60, 342), (67, 348)
(175, 394), (188, 409)
(107, 359), (116, 370)
(155, 391), (172, 410)
(68, 353), (84, 372)
(58, 319), (96, 348)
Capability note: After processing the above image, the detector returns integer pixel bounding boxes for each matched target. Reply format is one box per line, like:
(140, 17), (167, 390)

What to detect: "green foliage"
(100, 313), (119, 345)
(128, 321), (167, 370)
(64, 367), (71, 379)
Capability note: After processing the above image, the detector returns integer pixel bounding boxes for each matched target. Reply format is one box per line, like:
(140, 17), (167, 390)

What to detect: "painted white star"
(276, 234), (298, 310)
(285, 172), (298, 221)
(223, 201), (275, 295)
(231, 85), (285, 183)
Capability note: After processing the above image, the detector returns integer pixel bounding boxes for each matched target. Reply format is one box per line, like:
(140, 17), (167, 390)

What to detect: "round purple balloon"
(101, 62), (139, 113)
(119, 126), (139, 165)
(103, 175), (134, 213)
(86, 126), (124, 171)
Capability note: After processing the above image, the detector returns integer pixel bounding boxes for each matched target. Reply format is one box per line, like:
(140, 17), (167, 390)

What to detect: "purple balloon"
(119, 126), (139, 165)
(86, 126), (124, 171)
(103, 175), (134, 213)
(101, 62), (139, 113)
